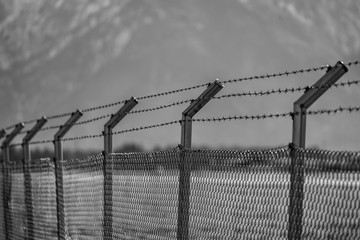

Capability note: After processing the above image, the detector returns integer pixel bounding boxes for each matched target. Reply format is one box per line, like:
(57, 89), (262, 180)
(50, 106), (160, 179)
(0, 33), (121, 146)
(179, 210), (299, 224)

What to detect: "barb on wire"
(128, 99), (193, 114)
(192, 112), (293, 122)
(191, 106), (360, 123)
(12, 79), (360, 135)
(215, 80), (360, 100)
(9, 105), (359, 148)
(223, 60), (359, 85)
(82, 79), (360, 121)
(129, 79), (360, 116)
(81, 100), (128, 113)
(223, 66), (328, 85)
(2, 60), (359, 132)
(307, 106), (360, 116)
(136, 84), (209, 101)
(345, 60), (360, 67)
(62, 133), (104, 142)
(111, 120), (181, 136)
(62, 120), (180, 142)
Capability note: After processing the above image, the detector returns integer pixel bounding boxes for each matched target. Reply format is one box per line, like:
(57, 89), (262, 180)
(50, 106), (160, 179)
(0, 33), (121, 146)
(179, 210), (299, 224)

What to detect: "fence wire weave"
(109, 150), (180, 239)
(0, 164), (3, 240)
(30, 158), (57, 240)
(63, 154), (104, 239)
(299, 148), (360, 239)
(1, 146), (359, 239)
(183, 147), (291, 239)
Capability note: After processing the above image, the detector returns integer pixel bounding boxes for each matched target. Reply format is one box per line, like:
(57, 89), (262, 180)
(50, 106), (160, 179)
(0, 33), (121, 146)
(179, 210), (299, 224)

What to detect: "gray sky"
(0, 0), (360, 151)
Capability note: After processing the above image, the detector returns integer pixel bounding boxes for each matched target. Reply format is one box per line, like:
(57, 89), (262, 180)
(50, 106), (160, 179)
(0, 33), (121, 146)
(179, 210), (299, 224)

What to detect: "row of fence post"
(0, 61), (348, 240)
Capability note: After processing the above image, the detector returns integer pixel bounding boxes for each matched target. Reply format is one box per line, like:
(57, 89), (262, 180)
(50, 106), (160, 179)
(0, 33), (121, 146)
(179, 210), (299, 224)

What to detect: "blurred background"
(0, 0), (360, 155)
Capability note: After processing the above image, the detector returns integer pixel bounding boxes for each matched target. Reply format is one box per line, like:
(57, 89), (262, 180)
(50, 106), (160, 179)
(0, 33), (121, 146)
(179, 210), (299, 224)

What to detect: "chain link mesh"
(8, 162), (26, 240)
(62, 154), (104, 240)
(0, 164), (4, 240)
(30, 158), (57, 240)
(184, 147), (291, 239)
(0, 146), (359, 239)
(109, 149), (180, 239)
(299, 148), (360, 239)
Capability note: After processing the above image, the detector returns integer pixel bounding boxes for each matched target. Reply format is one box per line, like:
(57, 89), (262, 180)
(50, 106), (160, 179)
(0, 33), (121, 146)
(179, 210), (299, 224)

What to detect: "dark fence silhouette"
(0, 60), (359, 240)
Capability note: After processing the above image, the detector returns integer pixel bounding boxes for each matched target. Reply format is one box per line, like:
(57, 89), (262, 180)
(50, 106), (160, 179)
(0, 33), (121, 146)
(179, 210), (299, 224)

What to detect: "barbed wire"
(2, 60), (359, 132)
(192, 106), (360, 123)
(80, 79), (360, 119)
(223, 60), (359, 85)
(8, 105), (358, 148)
(14, 79), (360, 134)
(214, 80), (360, 100)
(136, 84), (209, 101)
(81, 100), (128, 113)
(346, 60), (360, 67)
(128, 99), (193, 115)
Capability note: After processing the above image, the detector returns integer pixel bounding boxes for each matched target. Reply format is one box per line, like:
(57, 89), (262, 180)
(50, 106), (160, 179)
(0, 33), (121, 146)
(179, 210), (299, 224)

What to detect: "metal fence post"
(1, 123), (24, 240)
(0, 129), (7, 239)
(177, 80), (224, 240)
(53, 110), (82, 240)
(22, 117), (47, 240)
(103, 97), (138, 240)
(288, 61), (348, 240)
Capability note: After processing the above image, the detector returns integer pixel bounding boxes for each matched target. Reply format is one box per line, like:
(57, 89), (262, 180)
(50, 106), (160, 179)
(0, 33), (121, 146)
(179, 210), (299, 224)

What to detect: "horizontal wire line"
(214, 79), (360, 99)
(5, 60), (358, 131)
(15, 79), (360, 134)
(60, 79), (360, 125)
(192, 106), (360, 122)
(9, 105), (360, 147)
(222, 59), (358, 85)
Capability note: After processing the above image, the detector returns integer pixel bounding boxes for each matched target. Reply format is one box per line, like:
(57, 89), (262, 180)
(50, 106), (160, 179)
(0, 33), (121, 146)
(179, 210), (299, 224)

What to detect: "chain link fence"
(0, 164), (4, 240)
(301, 149), (360, 239)
(0, 146), (359, 239)
(63, 154), (104, 239)
(31, 158), (57, 240)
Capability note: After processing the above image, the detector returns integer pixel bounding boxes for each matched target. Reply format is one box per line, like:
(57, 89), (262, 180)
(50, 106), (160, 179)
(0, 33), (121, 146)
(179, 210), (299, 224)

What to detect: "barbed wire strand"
(192, 106), (360, 122)
(223, 60), (359, 85)
(19, 79), (360, 133)
(9, 105), (359, 148)
(129, 79), (360, 114)
(73, 79), (360, 121)
(3, 60), (359, 132)
(214, 79), (360, 100)
(346, 60), (360, 67)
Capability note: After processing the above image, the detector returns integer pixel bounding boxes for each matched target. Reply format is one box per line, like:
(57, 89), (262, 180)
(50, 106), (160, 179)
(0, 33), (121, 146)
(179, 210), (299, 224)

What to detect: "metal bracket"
(54, 110), (83, 141)
(104, 97), (138, 154)
(22, 116), (47, 240)
(2, 123), (25, 150)
(53, 110), (82, 240)
(54, 109), (83, 161)
(103, 97), (137, 240)
(23, 117), (47, 145)
(288, 61), (348, 240)
(177, 79), (224, 240)
(181, 79), (224, 148)
(292, 61), (348, 148)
